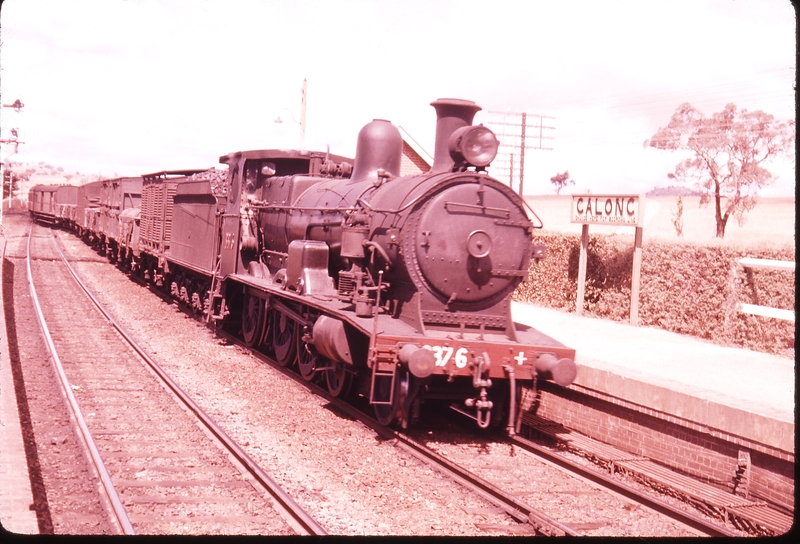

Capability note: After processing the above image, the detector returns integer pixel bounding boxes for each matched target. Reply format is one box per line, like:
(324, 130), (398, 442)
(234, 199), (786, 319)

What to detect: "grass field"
(525, 195), (796, 250)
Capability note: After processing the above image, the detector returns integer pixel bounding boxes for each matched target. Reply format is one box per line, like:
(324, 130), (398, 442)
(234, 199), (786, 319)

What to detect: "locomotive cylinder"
(311, 315), (353, 365)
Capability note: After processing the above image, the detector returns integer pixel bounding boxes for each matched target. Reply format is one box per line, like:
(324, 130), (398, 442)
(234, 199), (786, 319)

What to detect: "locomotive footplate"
(229, 274), (577, 389)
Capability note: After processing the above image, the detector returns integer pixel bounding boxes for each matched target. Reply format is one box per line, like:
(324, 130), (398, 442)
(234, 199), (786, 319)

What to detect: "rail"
(521, 413), (791, 536)
(47, 228), (326, 536)
(27, 227), (135, 534)
(736, 258), (795, 322)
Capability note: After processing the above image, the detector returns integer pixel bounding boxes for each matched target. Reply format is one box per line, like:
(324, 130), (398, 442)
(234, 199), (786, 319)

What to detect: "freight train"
(28, 98), (577, 432)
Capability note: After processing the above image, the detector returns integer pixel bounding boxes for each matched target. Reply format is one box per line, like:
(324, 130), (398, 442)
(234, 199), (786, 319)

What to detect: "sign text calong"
(571, 194), (643, 226)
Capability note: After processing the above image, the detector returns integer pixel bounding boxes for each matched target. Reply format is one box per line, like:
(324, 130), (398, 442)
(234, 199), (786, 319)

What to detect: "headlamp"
(448, 125), (499, 168)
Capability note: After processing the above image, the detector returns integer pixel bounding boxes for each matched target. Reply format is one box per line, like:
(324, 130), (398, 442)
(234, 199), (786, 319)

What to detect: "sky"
(0, 0), (796, 196)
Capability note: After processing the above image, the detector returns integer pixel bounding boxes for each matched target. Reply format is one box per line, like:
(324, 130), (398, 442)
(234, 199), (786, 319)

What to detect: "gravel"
(58, 231), (523, 536)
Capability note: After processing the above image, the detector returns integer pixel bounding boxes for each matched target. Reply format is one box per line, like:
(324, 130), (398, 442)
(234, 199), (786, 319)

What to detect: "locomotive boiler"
(211, 98), (576, 429)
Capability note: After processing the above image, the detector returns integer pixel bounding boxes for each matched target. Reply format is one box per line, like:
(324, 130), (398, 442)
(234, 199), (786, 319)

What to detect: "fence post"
(575, 224), (589, 315)
(630, 226), (643, 326)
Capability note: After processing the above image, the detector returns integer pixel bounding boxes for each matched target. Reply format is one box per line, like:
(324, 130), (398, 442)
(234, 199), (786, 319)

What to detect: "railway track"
(10, 217), (775, 536)
(506, 433), (742, 536)
(317, 399), (738, 536)
(25, 224), (324, 535)
(231, 329), (738, 536)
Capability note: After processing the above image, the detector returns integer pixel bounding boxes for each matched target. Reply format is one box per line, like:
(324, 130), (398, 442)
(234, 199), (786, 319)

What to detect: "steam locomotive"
(28, 98), (577, 432)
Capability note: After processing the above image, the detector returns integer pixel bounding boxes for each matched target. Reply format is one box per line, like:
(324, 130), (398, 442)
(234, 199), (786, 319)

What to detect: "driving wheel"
(297, 336), (318, 381)
(373, 368), (409, 427)
(241, 293), (266, 347)
(326, 360), (353, 397)
(272, 310), (297, 366)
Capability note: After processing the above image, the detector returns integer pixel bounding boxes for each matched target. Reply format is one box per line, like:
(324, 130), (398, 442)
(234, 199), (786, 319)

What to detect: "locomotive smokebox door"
(285, 240), (335, 295)
(413, 182), (532, 304)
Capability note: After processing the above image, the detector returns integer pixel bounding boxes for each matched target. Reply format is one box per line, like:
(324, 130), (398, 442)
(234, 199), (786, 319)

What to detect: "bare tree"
(550, 170), (574, 195)
(648, 103), (794, 238)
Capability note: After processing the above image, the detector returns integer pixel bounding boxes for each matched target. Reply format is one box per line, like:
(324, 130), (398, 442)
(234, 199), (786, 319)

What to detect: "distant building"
(398, 127), (432, 176)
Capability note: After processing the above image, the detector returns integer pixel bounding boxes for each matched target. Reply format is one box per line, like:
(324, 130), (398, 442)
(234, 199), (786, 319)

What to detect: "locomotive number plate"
(224, 232), (236, 250)
(422, 344), (532, 369)
(422, 345), (469, 368)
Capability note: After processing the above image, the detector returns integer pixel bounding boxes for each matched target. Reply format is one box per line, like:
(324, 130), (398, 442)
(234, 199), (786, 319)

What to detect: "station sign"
(569, 194), (646, 325)
(571, 194), (644, 226)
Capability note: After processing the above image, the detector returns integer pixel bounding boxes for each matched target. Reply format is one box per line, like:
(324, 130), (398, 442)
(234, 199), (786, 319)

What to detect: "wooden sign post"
(571, 194), (645, 326)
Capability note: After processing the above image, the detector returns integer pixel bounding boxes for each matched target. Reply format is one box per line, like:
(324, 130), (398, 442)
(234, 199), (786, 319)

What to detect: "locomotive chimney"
(349, 119), (403, 183)
(429, 98), (482, 173)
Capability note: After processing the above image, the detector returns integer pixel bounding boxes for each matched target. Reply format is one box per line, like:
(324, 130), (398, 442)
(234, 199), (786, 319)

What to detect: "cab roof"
(218, 149), (351, 165)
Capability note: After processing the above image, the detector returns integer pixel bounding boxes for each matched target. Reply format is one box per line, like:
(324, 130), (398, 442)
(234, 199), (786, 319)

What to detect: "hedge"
(514, 232), (795, 359)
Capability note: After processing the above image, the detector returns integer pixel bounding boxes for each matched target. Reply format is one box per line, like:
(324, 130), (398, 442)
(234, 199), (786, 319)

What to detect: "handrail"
(736, 258), (795, 322)
(738, 257), (795, 272)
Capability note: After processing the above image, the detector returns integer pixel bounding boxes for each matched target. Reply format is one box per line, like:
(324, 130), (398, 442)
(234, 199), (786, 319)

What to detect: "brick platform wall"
(532, 384), (794, 512)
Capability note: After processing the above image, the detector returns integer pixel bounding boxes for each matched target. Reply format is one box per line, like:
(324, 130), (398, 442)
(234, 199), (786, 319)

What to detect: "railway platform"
(511, 301), (794, 534)
(0, 233), (40, 534)
(510, 301), (794, 455)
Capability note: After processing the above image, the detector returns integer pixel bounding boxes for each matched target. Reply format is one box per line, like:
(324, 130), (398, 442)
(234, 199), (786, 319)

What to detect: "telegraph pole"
(486, 110), (554, 196)
(519, 112), (527, 196)
(300, 78), (307, 150)
(274, 80), (307, 149)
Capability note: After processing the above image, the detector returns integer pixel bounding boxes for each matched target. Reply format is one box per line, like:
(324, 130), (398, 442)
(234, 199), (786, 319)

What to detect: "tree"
(550, 170), (574, 194)
(672, 196), (684, 237)
(2, 163), (24, 201)
(648, 102), (794, 238)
